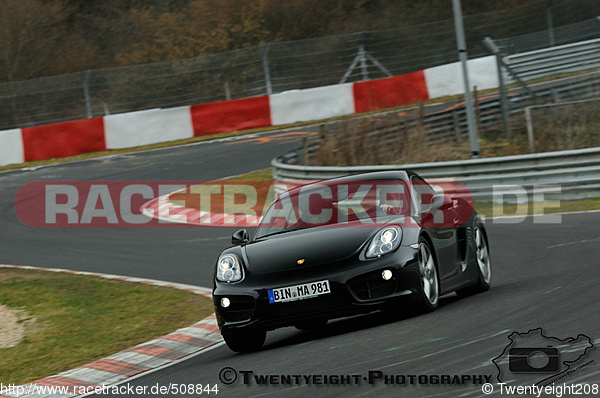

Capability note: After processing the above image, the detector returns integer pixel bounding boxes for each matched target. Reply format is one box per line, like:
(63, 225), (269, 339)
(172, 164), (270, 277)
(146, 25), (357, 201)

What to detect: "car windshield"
(254, 179), (409, 239)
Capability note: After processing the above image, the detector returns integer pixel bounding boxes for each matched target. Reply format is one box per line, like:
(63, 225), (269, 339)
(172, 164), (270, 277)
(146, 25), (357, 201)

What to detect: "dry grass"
(308, 100), (600, 166)
(529, 101), (600, 152)
(309, 112), (480, 166)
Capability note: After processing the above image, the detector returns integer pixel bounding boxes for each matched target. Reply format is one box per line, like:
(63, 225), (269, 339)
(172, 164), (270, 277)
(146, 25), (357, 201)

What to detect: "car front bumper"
(213, 245), (421, 335)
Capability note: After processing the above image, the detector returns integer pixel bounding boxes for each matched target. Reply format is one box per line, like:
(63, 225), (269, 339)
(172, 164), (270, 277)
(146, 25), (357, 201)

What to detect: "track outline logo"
(492, 327), (593, 386)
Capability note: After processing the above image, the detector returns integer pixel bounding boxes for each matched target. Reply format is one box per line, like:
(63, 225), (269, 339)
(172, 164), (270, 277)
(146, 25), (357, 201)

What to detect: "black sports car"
(212, 171), (491, 352)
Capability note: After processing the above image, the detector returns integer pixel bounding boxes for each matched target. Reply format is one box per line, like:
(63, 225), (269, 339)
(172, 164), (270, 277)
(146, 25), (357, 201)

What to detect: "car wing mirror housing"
(427, 194), (453, 212)
(232, 229), (250, 245)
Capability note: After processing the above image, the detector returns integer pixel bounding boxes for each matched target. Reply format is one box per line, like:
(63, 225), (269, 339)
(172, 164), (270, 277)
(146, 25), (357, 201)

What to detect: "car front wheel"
(416, 237), (439, 312)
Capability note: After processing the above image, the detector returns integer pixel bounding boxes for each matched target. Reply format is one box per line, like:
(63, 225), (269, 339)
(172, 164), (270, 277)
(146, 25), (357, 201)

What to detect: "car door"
(410, 176), (459, 280)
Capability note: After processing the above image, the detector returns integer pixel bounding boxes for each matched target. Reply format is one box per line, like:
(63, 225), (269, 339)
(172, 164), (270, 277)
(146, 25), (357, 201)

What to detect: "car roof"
(285, 170), (417, 196)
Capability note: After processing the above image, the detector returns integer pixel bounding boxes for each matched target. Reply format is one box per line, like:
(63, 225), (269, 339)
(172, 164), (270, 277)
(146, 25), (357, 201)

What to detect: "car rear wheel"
(222, 329), (266, 353)
(457, 222), (491, 297)
(416, 237), (439, 312)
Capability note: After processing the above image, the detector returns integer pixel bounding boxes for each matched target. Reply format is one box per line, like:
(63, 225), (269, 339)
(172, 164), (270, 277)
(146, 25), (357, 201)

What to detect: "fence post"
(417, 100), (425, 137)
(474, 86), (482, 135)
(84, 70), (92, 119)
(525, 106), (536, 152)
(224, 81), (231, 101)
(263, 44), (273, 95)
(552, 88), (559, 104)
(483, 37), (511, 137)
(452, 0), (480, 158)
(451, 110), (461, 140)
(546, 0), (556, 46)
(302, 137), (309, 165)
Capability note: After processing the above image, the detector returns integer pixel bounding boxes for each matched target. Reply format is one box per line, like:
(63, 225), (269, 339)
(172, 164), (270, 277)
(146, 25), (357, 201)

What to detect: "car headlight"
(216, 253), (244, 282)
(365, 227), (401, 258)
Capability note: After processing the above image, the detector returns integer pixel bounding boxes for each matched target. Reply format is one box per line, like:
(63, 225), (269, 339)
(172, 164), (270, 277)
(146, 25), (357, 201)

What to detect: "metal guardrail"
(272, 147), (600, 202)
(503, 38), (600, 82)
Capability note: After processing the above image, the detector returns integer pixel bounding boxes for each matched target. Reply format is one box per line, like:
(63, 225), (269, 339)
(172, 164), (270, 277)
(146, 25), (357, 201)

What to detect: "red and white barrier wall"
(0, 56), (497, 167)
(424, 55), (499, 98)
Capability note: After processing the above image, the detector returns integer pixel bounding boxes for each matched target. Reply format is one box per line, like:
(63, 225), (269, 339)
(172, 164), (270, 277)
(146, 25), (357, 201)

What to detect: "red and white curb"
(141, 195), (261, 226)
(140, 180), (309, 226)
(0, 265), (221, 398)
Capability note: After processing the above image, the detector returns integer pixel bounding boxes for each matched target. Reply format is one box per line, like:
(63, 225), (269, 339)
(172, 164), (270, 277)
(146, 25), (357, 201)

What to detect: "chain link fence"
(493, 17), (600, 54)
(1, 0), (599, 130)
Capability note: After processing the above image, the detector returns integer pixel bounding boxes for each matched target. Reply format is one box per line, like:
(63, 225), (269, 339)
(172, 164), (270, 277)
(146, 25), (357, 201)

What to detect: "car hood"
(244, 226), (379, 274)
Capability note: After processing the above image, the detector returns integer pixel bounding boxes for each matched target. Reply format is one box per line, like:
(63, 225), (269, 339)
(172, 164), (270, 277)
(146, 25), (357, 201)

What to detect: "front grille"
(348, 270), (397, 300)
(218, 295), (255, 323)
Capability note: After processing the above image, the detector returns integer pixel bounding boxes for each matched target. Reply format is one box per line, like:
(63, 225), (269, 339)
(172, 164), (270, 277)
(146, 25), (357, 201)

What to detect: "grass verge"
(0, 268), (213, 385)
(225, 169), (274, 181)
(475, 197), (600, 219)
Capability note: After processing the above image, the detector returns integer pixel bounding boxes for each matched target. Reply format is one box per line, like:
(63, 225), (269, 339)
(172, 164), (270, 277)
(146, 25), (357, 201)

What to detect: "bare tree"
(0, 0), (96, 82)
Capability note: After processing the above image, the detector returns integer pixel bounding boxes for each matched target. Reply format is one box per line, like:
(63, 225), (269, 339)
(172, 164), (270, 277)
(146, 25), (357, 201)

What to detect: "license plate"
(268, 280), (331, 303)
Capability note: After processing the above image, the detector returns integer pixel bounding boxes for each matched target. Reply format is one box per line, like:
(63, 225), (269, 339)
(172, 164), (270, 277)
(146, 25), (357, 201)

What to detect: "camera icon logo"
(493, 328), (594, 385)
(508, 347), (559, 373)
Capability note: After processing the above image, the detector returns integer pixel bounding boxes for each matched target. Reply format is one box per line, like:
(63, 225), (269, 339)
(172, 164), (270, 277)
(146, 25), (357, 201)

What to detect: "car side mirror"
(231, 229), (249, 245)
(427, 194), (453, 212)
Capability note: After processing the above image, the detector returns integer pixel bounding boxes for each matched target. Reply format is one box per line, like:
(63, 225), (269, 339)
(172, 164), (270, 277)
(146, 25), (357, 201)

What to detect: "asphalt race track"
(1, 129), (599, 397)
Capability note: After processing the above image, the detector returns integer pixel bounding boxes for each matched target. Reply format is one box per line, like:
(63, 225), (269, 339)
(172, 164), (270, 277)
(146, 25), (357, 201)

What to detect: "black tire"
(415, 237), (440, 313)
(456, 221), (491, 297)
(222, 329), (266, 353)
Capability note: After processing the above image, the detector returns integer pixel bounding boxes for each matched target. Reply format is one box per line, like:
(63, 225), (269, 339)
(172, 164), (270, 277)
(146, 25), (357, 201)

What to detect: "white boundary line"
(0, 264), (212, 295)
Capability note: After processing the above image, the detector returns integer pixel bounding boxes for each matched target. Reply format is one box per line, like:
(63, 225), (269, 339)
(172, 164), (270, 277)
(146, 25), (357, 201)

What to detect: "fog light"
(221, 297), (231, 308)
(381, 269), (393, 280)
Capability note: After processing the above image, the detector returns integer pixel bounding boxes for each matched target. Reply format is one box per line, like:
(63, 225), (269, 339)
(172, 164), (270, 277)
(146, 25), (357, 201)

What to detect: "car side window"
(410, 176), (436, 214)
